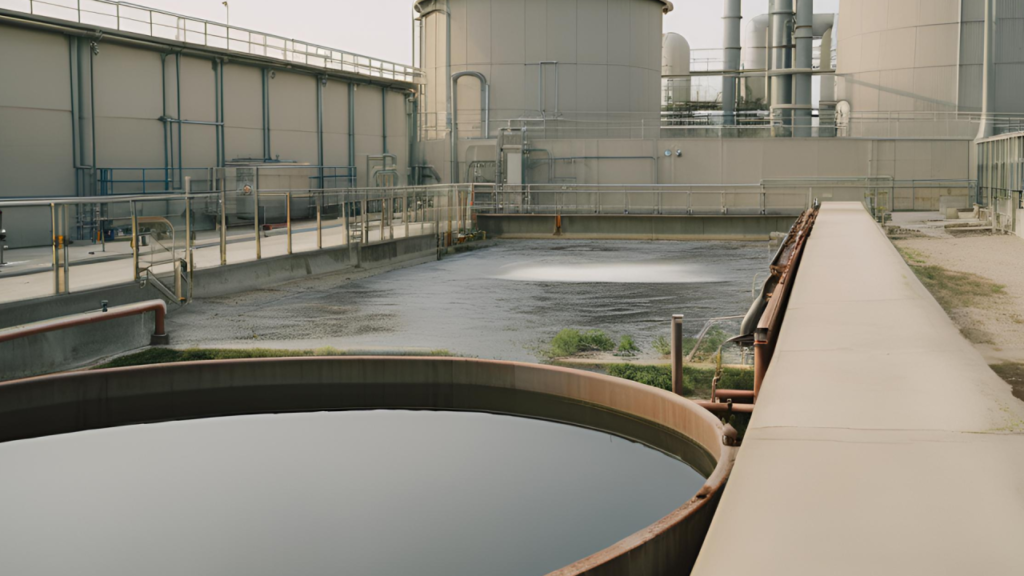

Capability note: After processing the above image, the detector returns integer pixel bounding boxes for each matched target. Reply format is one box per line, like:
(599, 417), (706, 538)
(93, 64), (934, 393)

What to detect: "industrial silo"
(414, 0), (673, 144)
(662, 32), (691, 107)
(835, 0), (1024, 137)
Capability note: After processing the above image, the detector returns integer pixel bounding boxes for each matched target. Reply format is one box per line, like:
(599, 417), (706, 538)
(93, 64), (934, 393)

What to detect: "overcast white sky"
(133, 0), (840, 65)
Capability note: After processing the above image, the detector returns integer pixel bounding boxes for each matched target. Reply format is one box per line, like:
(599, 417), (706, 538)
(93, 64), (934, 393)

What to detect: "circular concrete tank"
(0, 357), (731, 576)
(415, 0), (673, 140)
(662, 32), (691, 106)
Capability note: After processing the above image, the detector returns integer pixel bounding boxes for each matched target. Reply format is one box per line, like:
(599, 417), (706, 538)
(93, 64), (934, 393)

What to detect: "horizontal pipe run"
(713, 389), (756, 402)
(0, 299), (168, 345)
(693, 401), (755, 415)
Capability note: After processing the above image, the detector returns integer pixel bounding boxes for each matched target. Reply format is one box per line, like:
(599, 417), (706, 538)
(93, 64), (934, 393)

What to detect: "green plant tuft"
(548, 329), (616, 358)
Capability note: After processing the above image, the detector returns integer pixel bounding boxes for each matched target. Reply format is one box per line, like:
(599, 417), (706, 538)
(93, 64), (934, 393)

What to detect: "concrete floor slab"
(693, 202), (1024, 575)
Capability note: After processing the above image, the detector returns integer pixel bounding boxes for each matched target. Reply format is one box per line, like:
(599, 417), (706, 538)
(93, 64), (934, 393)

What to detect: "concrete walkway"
(693, 203), (1024, 575)
(0, 218), (438, 304)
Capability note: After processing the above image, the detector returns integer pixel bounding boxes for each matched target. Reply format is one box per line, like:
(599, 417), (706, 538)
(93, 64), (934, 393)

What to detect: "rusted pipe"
(671, 314), (685, 396)
(694, 400), (755, 415)
(0, 300), (169, 346)
(713, 389), (756, 403)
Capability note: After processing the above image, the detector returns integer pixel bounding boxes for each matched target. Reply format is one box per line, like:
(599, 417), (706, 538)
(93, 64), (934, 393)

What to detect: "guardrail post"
(316, 191), (323, 249)
(362, 191), (368, 244)
(254, 174), (262, 259)
(671, 314), (685, 396)
(405, 189), (410, 238)
(286, 191), (293, 254)
(219, 187), (227, 265)
(130, 200), (139, 281)
(343, 192), (350, 246)
(184, 177), (193, 300)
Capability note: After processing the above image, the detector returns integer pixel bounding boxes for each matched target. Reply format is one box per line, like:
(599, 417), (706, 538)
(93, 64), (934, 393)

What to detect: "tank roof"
(415, 0), (673, 15)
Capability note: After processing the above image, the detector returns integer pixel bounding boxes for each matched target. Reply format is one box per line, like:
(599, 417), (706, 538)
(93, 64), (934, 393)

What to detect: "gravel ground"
(895, 233), (1024, 364)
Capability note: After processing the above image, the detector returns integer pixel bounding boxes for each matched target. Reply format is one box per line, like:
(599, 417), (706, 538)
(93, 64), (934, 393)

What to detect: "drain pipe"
(0, 300), (169, 346)
(449, 71), (491, 185)
(769, 0), (794, 129)
(722, 0), (742, 126)
(794, 0), (813, 137)
(977, 0), (996, 140)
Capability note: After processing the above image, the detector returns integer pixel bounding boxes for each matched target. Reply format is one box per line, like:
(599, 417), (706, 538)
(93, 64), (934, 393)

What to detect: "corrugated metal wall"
(0, 20), (412, 245)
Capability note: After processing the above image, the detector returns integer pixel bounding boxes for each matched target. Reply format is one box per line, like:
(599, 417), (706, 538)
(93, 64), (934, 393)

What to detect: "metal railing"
(9, 0), (421, 83)
(0, 183), (465, 304)
(470, 184), (810, 216)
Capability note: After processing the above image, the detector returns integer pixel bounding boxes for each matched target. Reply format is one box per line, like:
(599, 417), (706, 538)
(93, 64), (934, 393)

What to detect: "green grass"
(95, 347), (451, 369)
(684, 326), (731, 362)
(606, 363), (754, 398)
(548, 329), (616, 358)
(651, 335), (671, 356)
(617, 335), (639, 356)
(897, 247), (1005, 311)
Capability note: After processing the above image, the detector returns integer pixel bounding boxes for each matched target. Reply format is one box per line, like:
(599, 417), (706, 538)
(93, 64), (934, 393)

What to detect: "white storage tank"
(415, 0), (673, 140)
(662, 32), (691, 106)
(835, 0), (1024, 136)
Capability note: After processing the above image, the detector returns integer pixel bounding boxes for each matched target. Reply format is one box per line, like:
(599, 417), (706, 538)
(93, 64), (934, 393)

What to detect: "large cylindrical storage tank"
(415, 0), (673, 149)
(662, 32), (691, 106)
(835, 0), (1024, 137)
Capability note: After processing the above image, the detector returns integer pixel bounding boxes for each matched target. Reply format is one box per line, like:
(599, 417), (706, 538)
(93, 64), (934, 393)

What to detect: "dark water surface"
(0, 410), (705, 576)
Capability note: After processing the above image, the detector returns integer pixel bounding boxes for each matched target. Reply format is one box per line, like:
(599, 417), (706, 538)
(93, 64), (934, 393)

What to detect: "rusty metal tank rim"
(0, 356), (733, 576)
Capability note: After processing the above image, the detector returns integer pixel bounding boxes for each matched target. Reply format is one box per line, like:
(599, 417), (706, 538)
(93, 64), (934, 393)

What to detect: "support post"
(219, 186), (227, 265)
(671, 314), (685, 396)
(316, 192), (323, 249)
(254, 170), (262, 259)
(286, 191), (293, 254)
(130, 200), (139, 281)
(753, 326), (769, 401)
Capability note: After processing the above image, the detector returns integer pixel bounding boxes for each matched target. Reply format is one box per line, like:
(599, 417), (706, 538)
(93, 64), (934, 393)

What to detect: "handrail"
(0, 299), (168, 346)
(11, 0), (422, 84)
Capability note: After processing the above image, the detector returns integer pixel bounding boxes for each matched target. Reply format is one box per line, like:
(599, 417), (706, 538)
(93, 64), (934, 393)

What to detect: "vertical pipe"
(89, 46), (97, 184)
(671, 315), (685, 396)
(176, 52), (183, 188)
(770, 0), (794, 129)
(722, 0), (742, 126)
(219, 60), (226, 166)
(977, 0), (996, 140)
(317, 77), (325, 188)
(68, 38), (80, 196)
(450, 75), (460, 184)
(382, 88), (388, 155)
(348, 83), (356, 182)
(794, 0), (813, 137)
(214, 60), (222, 168)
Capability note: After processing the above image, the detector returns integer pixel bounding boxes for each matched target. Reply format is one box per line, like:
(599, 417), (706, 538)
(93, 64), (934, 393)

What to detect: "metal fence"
(0, 183), (463, 304)
(470, 184), (810, 216)
(7, 0), (421, 83)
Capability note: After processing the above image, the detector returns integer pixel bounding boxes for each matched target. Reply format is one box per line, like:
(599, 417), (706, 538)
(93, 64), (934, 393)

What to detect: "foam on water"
(493, 261), (721, 284)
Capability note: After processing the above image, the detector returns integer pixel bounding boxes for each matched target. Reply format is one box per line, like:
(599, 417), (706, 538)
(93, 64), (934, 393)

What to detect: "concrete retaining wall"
(478, 214), (798, 241)
(0, 357), (732, 576)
